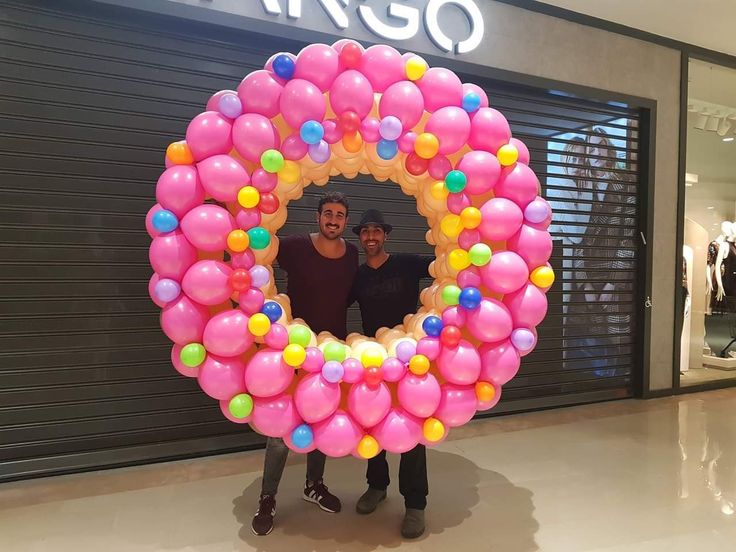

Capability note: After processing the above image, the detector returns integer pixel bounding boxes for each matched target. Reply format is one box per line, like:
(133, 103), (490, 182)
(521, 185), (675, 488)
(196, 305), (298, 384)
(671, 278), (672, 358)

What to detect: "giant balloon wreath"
(147, 41), (554, 458)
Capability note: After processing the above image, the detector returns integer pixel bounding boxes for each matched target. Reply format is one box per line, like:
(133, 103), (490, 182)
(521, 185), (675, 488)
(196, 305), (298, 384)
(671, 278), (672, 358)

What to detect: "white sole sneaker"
(302, 494), (339, 513)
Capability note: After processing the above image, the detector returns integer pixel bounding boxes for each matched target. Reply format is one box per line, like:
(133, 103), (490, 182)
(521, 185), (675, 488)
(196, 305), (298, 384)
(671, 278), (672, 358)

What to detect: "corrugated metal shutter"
(0, 0), (643, 481)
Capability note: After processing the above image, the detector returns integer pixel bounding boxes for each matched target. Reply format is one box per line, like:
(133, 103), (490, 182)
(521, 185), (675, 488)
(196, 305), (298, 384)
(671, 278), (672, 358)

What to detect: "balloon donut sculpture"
(147, 41), (554, 459)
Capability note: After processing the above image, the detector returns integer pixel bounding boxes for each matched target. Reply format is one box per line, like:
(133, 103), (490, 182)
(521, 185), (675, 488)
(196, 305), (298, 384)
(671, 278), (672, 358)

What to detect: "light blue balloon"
(152, 209), (178, 233)
(462, 91), (481, 113)
(291, 424), (314, 449)
(300, 120), (324, 145)
(377, 139), (398, 160)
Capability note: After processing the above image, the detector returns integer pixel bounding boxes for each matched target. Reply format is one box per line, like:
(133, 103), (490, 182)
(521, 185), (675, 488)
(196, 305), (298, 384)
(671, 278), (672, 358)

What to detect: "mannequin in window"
(708, 221), (732, 312)
(714, 221), (736, 311)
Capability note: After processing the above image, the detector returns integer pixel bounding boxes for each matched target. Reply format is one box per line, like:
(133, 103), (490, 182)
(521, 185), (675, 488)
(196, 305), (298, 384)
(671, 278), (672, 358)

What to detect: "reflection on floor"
(3, 389), (736, 551)
(681, 366), (736, 386)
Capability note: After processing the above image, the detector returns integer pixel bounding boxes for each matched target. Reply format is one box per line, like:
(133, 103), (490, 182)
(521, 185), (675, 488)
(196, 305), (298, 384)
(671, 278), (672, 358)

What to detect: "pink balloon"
(425, 107), (471, 155)
(477, 384), (502, 411)
(360, 117), (381, 143)
(479, 251), (529, 294)
(251, 168), (278, 193)
(428, 155), (452, 180)
(379, 81), (424, 129)
(185, 112), (233, 162)
(469, 108), (512, 155)
(146, 203), (163, 239)
(180, 205), (235, 252)
(465, 299), (513, 343)
(237, 70), (284, 118)
(416, 337), (441, 361)
(359, 45), (404, 93)
(372, 408), (422, 454)
(507, 224), (553, 269)
(478, 198), (524, 242)
(281, 134), (309, 161)
(397, 131), (417, 154)
(447, 192), (471, 215)
(156, 166), (205, 219)
(265, 323), (289, 350)
(245, 348), (294, 398)
(437, 340), (482, 385)
(295, 373), (340, 424)
(302, 347), (325, 372)
(264, 52), (296, 85)
(314, 410), (363, 457)
(381, 357), (406, 382)
(206, 89), (237, 112)
(457, 150), (502, 195)
(348, 382), (391, 428)
(494, 164), (540, 208)
(182, 260), (233, 306)
(161, 295), (210, 345)
(198, 354), (246, 400)
(330, 70), (374, 118)
(479, 340), (520, 386)
(149, 230), (197, 281)
(238, 288), (264, 315)
(441, 305), (467, 327)
(294, 43), (339, 92)
(397, 374), (441, 418)
(510, 137), (530, 165)
(504, 283), (548, 328)
(252, 394), (301, 438)
(416, 67), (463, 112)
(202, 309), (253, 357)
(171, 344), (199, 378)
(342, 358), (364, 384)
(197, 155), (250, 202)
(231, 250), (255, 270)
(458, 268), (483, 292)
(434, 384), (476, 427)
(458, 229), (481, 251)
(149, 273), (166, 308)
(235, 208), (262, 230)
(462, 83), (489, 109)
(279, 79), (326, 129)
(220, 399), (252, 424)
(232, 113), (280, 163)
(322, 119), (343, 144)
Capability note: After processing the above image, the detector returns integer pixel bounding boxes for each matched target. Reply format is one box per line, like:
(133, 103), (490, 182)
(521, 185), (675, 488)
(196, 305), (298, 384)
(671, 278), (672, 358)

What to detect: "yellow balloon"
(440, 214), (463, 238)
(357, 435), (380, 459)
(248, 313), (271, 337)
(361, 347), (383, 368)
(531, 266), (555, 288)
(283, 344), (306, 367)
(430, 180), (449, 201)
(475, 381), (496, 402)
(423, 417), (445, 442)
(237, 185), (260, 208)
(278, 160), (301, 184)
(448, 248), (471, 271)
(414, 133), (439, 160)
(409, 354), (430, 375)
(497, 143), (519, 166)
(227, 230), (250, 252)
(405, 55), (428, 81)
(460, 207), (482, 229)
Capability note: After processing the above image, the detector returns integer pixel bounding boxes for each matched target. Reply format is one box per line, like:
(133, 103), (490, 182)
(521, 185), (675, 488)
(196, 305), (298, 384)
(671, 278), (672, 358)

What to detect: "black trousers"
(366, 444), (428, 510)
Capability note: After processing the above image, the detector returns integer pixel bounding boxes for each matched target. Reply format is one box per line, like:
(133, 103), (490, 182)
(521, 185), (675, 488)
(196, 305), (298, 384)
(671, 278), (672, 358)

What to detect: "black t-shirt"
(350, 253), (433, 337)
(277, 234), (358, 339)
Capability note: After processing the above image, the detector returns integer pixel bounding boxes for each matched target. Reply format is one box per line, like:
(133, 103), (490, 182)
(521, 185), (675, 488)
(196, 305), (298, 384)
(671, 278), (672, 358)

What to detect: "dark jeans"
(261, 437), (326, 496)
(366, 444), (428, 510)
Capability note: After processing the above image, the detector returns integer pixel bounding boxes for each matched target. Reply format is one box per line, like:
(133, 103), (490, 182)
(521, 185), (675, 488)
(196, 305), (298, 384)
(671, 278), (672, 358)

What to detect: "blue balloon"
(272, 54), (295, 80)
(459, 287), (482, 310)
(462, 92), (481, 113)
(300, 120), (324, 145)
(291, 424), (313, 449)
(152, 209), (178, 233)
(261, 301), (283, 323)
(377, 139), (398, 160)
(422, 315), (444, 337)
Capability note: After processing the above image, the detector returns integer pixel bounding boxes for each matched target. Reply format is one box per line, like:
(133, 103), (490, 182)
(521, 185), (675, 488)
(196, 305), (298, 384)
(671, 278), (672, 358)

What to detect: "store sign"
(259, 0), (484, 54)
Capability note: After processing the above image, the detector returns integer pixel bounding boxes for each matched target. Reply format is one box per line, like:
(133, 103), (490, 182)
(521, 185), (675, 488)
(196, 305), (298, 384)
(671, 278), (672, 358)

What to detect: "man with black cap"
(349, 208), (433, 539)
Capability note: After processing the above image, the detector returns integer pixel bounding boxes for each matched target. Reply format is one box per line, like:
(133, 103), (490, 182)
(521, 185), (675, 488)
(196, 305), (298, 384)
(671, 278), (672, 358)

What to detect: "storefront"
(1, 0), (687, 481)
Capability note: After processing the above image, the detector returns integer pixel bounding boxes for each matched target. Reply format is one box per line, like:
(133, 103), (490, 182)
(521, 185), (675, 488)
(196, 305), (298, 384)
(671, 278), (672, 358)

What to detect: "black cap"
(352, 209), (393, 235)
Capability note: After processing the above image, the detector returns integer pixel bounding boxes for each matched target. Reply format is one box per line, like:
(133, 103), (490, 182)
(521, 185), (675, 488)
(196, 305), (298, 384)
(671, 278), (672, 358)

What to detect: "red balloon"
(339, 110), (361, 134)
(340, 43), (362, 69)
(230, 268), (251, 291)
(365, 366), (382, 387)
(259, 192), (280, 214)
(405, 152), (429, 176)
(440, 325), (462, 348)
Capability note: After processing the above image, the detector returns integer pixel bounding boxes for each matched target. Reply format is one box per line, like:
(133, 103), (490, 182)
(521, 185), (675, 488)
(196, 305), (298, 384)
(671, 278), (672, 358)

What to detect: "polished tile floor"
(3, 389), (736, 551)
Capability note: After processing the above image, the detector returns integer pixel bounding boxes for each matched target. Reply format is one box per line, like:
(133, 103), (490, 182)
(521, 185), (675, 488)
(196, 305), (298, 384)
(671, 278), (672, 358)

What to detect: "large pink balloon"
(294, 43), (340, 92)
(434, 384), (476, 427)
(279, 79), (326, 129)
(468, 108), (512, 155)
(416, 67), (463, 112)
(185, 112), (233, 161)
(180, 205), (235, 252)
(156, 166), (205, 219)
(206, 89), (237, 112)
(252, 394), (301, 438)
(329, 70), (374, 118)
(479, 251), (529, 294)
(436, 340), (481, 385)
(494, 164), (540, 208)
(198, 354), (246, 400)
(397, 374), (441, 418)
(359, 45), (404, 93)
(295, 373), (341, 424)
(465, 299), (513, 343)
(182, 260), (233, 306)
(478, 198), (524, 242)
(171, 343), (199, 378)
(149, 230), (197, 281)
(379, 81), (424, 129)
(244, 348), (294, 398)
(425, 107), (471, 155)
(371, 408), (422, 454)
(479, 340), (521, 386)
(457, 150), (502, 195)
(202, 309), (253, 357)
(507, 224), (553, 269)
(160, 295), (209, 345)
(504, 283), (548, 328)
(313, 410), (363, 457)
(462, 83), (489, 109)
(197, 155), (250, 202)
(232, 114), (280, 163)
(237, 70), (283, 118)
(348, 382), (391, 428)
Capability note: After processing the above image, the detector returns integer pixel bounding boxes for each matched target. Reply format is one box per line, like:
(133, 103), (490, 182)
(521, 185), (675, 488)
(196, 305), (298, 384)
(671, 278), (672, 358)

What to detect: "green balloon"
(441, 285), (461, 306)
(229, 393), (254, 419)
(261, 149), (284, 173)
(445, 170), (467, 193)
(324, 341), (346, 362)
(289, 324), (311, 347)
(469, 243), (492, 266)
(180, 343), (206, 367)
(247, 226), (271, 250)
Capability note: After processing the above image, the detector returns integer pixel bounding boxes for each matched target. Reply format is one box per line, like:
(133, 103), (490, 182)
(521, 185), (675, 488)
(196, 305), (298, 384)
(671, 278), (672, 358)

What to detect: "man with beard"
(349, 209), (433, 539)
(251, 191), (358, 536)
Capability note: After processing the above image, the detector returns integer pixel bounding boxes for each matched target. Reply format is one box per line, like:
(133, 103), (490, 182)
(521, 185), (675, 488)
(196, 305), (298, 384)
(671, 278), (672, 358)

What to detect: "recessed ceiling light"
(708, 206), (715, 210)
(724, 137), (735, 142)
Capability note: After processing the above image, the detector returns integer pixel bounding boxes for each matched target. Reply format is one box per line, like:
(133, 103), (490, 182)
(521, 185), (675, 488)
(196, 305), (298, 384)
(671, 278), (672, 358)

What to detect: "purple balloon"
(524, 199), (551, 224)
(154, 278), (181, 303)
(379, 116), (403, 141)
(322, 360), (345, 383)
(511, 328), (535, 352)
(308, 140), (331, 163)
(395, 341), (416, 363)
(218, 93), (243, 119)
(250, 265), (270, 288)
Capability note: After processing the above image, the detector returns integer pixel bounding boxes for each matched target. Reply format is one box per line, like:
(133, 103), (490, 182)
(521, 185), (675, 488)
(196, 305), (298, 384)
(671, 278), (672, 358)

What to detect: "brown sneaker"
(303, 479), (342, 513)
(251, 494), (276, 536)
(356, 487), (387, 514)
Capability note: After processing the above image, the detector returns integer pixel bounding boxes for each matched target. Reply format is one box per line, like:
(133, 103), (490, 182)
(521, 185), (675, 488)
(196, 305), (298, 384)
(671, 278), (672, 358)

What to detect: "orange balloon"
(166, 141), (194, 165)
(342, 132), (363, 153)
(227, 230), (250, 252)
